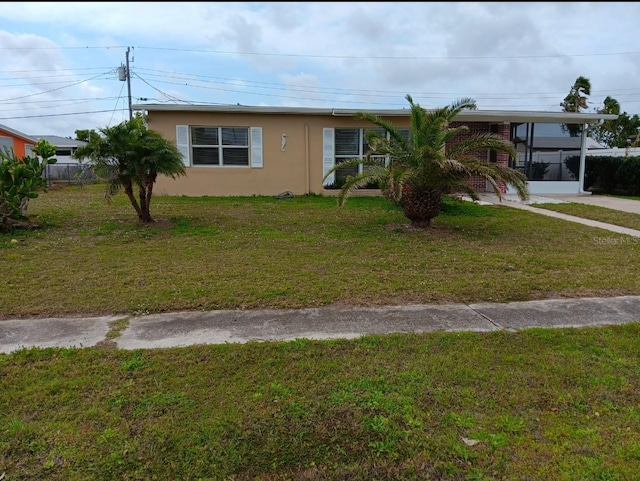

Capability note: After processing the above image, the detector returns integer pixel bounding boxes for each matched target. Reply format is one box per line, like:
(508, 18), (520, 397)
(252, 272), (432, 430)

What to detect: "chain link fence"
(45, 163), (97, 186)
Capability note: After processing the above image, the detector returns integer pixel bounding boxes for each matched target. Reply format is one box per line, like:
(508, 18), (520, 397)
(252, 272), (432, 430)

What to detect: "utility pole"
(125, 47), (132, 120)
(118, 47), (133, 120)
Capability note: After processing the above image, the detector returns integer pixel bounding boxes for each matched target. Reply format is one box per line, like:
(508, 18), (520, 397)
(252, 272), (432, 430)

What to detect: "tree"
(0, 139), (57, 230)
(590, 96), (640, 148)
(561, 76), (592, 113)
(561, 76), (592, 137)
(323, 95), (529, 228)
(74, 114), (186, 223)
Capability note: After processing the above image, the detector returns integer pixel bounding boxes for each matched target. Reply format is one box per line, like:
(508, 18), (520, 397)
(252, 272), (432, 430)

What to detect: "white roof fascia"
(132, 104), (618, 124)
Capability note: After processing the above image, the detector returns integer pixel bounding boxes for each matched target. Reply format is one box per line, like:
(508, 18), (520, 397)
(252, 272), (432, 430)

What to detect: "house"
(0, 123), (38, 158)
(29, 135), (90, 183)
(30, 135), (87, 164)
(131, 104), (617, 197)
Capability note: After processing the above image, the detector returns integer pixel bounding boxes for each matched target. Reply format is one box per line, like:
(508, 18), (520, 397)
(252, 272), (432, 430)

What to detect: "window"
(332, 128), (409, 187)
(191, 126), (249, 166)
(0, 136), (13, 152)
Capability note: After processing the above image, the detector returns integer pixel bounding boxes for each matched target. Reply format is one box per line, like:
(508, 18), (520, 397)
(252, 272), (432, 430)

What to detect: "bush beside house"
(565, 155), (640, 195)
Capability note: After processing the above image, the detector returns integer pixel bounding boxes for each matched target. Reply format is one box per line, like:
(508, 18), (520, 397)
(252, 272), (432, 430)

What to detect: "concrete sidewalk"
(1, 296), (639, 354)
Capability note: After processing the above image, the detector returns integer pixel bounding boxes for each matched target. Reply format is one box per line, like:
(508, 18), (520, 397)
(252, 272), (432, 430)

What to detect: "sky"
(1, 2), (640, 139)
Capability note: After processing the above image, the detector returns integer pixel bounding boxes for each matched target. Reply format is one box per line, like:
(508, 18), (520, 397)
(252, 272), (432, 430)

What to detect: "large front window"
(191, 127), (249, 166)
(333, 128), (408, 187)
(511, 122), (584, 181)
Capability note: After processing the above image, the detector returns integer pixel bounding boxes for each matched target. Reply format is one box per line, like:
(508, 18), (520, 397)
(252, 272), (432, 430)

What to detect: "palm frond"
(335, 167), (387, 206)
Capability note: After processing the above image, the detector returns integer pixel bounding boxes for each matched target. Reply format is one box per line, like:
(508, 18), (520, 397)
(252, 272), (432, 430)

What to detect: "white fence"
(586, 147), (640, 157)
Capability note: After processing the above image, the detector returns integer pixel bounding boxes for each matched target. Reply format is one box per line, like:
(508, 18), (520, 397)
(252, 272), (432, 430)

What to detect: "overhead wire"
(2, 43), (639, 123)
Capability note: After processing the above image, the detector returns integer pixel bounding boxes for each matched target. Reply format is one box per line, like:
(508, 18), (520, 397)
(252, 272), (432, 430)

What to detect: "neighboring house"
(30, 135), (88, 164)
(30, 135), (90, 183)
(0, 123), (38, 158)
(131, 104), (617, 197)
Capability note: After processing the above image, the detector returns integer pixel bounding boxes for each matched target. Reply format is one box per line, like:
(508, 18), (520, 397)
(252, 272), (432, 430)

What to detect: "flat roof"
(132, 103), (618, 124)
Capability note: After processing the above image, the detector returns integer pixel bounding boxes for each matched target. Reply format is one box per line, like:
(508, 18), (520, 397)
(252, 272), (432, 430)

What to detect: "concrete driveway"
(542, 194), (640, 214)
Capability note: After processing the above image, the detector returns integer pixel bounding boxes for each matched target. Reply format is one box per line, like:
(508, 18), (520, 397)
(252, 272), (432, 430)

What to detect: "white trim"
(250, 127), (263, 168)
(322, 128), (335, 185)
(132, 104), (617, 124)
(176, 125), (190, 166)
(579, 123), (588, 194)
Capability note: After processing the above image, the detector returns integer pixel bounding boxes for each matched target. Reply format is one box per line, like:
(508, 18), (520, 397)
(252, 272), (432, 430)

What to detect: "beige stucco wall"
(145, 110), (410, 197)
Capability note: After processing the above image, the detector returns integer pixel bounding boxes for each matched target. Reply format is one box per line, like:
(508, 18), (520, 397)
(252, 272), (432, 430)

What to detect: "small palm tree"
(74, 114), (186, 223)
(324, 95), (529, 228)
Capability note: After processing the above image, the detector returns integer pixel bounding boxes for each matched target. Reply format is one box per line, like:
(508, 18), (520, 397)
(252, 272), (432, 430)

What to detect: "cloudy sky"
(1, 2), (639, 138)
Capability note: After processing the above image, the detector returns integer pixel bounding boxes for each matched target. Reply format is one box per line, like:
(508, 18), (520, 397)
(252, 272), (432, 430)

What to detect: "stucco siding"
(0, 129), (33, 158)
(145, 110), (410, 197)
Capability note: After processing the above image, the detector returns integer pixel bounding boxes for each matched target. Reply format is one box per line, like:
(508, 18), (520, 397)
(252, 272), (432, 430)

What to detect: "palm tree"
(561, 76), (592, 113)
(323, 95), (529, 228)
(74, 114), (186, 223)
(560, 76), (592, 137)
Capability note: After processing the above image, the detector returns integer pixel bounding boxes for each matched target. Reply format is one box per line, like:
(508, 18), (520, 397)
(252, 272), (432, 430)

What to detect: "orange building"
(0, 123), (38, 158)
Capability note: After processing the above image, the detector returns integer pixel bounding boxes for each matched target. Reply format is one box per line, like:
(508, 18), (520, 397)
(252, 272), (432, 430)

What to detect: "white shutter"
(250, 127), (263, 168)
(322, 128), (335, 186)
(176, 125), (190, 167)
(25, 144), (34, 158)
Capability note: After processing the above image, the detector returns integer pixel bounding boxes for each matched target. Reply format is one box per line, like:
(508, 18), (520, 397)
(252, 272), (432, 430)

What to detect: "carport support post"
(578, 123), (588, 194)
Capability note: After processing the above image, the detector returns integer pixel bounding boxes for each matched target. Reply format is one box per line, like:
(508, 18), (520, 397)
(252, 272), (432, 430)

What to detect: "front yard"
(1, 183), (639, 319)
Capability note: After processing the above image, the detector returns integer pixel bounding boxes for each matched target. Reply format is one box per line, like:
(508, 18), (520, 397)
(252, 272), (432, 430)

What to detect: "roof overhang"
(132, 103), (618, 125)
(0, 123), (38, 143)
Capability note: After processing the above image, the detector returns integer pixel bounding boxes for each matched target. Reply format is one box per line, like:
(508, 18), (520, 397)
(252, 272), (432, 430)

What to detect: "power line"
(0, 45), (127, 50)
(2, 42), (640, 61)
(1, 67), (113, 73)
(0, 109), (129, 120)
(109, 79), (127, 127)
(0, 70), (116, 102)
(0, 96), (122, 106)
(1, 97), (122, 113)
(134, 45), (640, 61)
(133, 72), (194, 104)
(134, 68), (640, 101)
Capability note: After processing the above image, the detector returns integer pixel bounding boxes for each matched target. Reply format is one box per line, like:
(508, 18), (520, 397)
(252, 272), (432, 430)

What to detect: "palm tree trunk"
(138, 185), (154, 223)
(123, 181), (144, 220)
(399, 187), (442, 228)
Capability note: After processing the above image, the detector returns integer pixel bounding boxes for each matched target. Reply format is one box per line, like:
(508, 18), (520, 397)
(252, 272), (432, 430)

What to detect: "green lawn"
(535, 202), (640, 232)
(2, 324), (640, 480)
(3, 184), (640, 480)
(1, 183), (640, 319)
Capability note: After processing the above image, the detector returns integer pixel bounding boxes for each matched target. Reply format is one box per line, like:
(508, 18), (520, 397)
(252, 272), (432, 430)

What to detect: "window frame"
(333, 127), (409, 173)
(190, 126), (250, 167)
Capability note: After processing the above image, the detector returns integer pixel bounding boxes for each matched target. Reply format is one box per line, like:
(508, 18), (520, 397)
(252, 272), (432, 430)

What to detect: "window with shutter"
(176, 125), (190, 166)
(322, 128), (335, 186)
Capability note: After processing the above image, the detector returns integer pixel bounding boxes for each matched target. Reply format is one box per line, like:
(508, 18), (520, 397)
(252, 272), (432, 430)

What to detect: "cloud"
(0, 2), (639, 137)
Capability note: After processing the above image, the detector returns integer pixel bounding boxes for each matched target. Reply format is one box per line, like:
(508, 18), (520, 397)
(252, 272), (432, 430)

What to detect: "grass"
(535, 202), (640, 232)
(2, 324), (639, 480)
(1, 183), (640, 319)
(3, 184), (640, 479)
